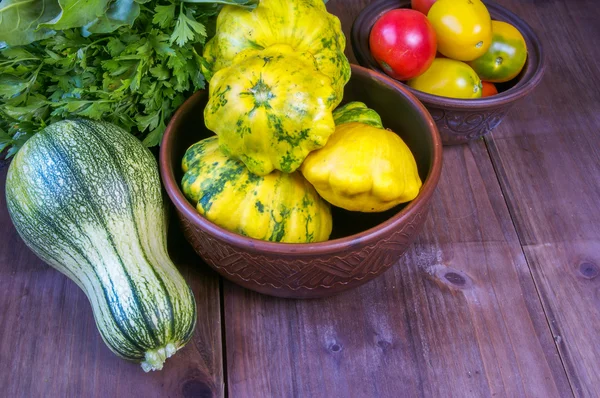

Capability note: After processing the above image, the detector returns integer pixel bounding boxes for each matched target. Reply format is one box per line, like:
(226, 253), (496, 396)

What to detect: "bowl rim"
(159, 64), (443, 255)
(351, 0), (546, 109)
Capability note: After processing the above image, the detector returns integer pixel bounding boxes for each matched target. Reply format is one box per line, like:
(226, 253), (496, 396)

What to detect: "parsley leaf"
(153, 3), (176, 29)
(170, 4), (207, 47)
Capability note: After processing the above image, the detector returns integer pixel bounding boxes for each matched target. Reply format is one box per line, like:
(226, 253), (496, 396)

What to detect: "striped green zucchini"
(5, 119), (197, 372)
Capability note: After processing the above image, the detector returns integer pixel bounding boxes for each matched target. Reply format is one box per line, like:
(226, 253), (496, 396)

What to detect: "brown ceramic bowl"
(160, 65), (442, 299)
(351, 0), (545, 145)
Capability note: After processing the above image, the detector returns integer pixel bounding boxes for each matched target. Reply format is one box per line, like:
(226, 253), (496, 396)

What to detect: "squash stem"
(140, 343), (178, 372)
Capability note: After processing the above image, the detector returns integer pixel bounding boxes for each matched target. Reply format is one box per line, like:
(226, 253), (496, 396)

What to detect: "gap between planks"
(219, 276), (229, 398)
(484, 136), (575, 398)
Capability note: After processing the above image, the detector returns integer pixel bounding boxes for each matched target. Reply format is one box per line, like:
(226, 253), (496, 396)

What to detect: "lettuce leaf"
(39, 0), (111, 30)
(82, 0), (140, 36)
(0, 0), (61, 46)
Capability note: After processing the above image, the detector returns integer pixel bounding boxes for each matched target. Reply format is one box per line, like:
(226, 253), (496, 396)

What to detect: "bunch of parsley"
(0, 0), (257, 157)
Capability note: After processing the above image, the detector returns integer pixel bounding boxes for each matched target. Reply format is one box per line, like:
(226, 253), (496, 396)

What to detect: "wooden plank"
(485, 0), (600, 396)
(223, 140), (571, 397)
(0, 166), (224, 397)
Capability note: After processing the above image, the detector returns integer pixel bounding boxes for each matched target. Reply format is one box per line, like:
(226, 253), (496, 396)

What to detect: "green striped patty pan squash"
(181, 136), (332, 243)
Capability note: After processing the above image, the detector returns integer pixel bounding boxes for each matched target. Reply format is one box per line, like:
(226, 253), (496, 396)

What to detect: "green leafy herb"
(182, 0), (259, 9)
(153, 3), (176, 28)
(0, 0), (257, 156)
(171, 3), (207, 46)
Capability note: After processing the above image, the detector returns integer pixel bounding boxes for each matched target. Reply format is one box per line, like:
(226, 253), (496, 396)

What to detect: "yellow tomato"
(407, 58), (482, 99)
(427, 0), (492, 61)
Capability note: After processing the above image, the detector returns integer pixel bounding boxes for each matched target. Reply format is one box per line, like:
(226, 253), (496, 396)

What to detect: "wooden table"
(2, 0), (599, 396)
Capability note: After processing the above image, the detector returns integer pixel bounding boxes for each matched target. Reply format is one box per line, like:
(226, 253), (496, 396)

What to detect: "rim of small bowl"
(159, 64), (443, 255)
(351, 0), (546, 110)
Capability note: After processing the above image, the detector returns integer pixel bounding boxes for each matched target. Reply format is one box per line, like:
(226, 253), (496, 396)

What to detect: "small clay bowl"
(160, 65), (442, 299)
(351, 0), (545, 145)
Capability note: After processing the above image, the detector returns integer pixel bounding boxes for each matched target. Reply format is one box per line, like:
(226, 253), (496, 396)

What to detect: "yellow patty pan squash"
(203, 0), (350, 103)
(182, 137), (332, 243)
(333, 101), (384, 129)
(204, 44), (337, 176)
(300, 122), (422, 212)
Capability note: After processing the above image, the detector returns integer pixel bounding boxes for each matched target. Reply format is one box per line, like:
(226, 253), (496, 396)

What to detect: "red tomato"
(411, 0), (437, 15)
(481, 81), (498, 97)
(369, 9), (437, 81)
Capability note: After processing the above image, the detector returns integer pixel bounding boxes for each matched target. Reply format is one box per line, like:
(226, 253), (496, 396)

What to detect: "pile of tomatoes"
(369, 0), (528, 99)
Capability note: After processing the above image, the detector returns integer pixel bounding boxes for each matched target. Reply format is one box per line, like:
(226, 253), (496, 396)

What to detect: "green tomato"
(407, 58), (482, 99)
(469, 21), (528, 83)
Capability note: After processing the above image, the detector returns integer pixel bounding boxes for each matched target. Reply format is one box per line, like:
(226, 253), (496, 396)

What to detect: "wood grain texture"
(484, 0), (600, 396)
(0, 166), (224, 398)
(223, 140), (571, 397)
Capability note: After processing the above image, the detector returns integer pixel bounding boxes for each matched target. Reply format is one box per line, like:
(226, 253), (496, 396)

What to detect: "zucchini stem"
(140, 343), (178, 372)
